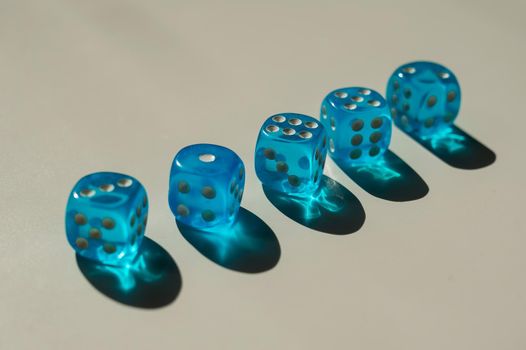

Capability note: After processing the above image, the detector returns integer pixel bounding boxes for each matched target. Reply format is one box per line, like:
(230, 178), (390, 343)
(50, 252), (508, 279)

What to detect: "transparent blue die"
(65, 172), (148, 266)
(168, 144), (245, 230)
(320, 87), (392, 164)
(386, 61), (461, 138)
(255, 113), (328, 196)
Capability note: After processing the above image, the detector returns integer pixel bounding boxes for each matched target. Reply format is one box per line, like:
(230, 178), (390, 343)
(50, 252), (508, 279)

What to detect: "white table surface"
(1, 0), (525, 349)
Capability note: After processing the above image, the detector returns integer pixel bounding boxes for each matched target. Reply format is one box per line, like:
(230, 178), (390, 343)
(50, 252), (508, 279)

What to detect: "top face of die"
(70, 172), (143, 209)
(260, 113), (323, 143)
(172, 143), (243, 178)
(324, 87), (388, 113)
(392, 61), (459, 88)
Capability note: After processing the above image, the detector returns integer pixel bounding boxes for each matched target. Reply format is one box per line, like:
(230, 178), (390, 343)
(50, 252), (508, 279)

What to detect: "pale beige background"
(0, 0), (525, 349)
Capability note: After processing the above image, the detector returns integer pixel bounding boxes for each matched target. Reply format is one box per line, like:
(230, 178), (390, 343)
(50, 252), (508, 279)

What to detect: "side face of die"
(255, 113), (327, 195)
(386, 61), (461, 137)
(321, 87), (392, 164)
(168, 144), (245, 230)
(65, 172), (148, 266)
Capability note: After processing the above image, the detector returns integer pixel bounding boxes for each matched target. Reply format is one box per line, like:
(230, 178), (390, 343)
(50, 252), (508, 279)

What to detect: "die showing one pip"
(168, 144), (245, 230)
(386, 61), (461, 137)
(320, 87), (392, 164)
(65, 172), (148, 266)
(255, 113), (328, 195)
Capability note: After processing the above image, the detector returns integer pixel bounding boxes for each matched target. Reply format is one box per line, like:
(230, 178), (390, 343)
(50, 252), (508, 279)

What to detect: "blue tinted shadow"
(263, 176), (365, 235)
(403, 124), (496, 169)
(333, 150), (428, 202)
(177, 208), (280, 273)
(76, 237), (181, 308)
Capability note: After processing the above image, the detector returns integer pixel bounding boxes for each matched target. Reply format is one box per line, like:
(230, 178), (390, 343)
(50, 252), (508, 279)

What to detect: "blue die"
(65, 172), (148, 266)
(320, 87), (392, 164)
(386, 61), (461, 137)
(255, 113), (328, 195)
(168, 144), (245, 230)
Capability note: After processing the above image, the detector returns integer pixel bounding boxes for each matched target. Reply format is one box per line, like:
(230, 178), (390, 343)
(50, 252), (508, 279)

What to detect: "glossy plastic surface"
(386, 61), (461, 137)
(65, 172), (148, 266)
(168, 143), (245, 230)
(320, 87), (392, 165)
(255, 113), (328, 196)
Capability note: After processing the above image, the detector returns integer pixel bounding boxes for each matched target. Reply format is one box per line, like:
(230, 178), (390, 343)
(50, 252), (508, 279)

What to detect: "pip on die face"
(386, 61), (461, 137)
(65, 172), (148, 266)
(320, 87), (392, 165)
(168, 144), (245, 230)
(255, 113), (328, 196)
